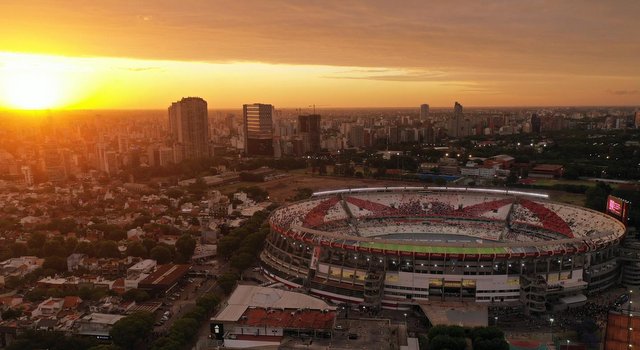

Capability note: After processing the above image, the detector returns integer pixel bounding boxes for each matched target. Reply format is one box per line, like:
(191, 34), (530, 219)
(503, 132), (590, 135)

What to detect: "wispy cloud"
(324, 69), (448, 82)
(606, 89), (639, 95)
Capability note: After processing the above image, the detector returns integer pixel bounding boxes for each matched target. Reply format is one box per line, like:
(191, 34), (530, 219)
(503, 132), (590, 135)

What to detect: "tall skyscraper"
(530, 113), (542, 133)
(420, 104), (430, 121)
(168, 97), (209, 160)
(449, 101), (464, 138)
(298, 114), (321, 153)
(348, 125), (365, 148)
(243, 103), (274, 156)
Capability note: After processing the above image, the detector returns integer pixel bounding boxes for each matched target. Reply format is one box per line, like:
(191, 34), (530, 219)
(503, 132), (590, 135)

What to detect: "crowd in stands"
(269, 191), (624, 251)
(517, 199), (574, 238)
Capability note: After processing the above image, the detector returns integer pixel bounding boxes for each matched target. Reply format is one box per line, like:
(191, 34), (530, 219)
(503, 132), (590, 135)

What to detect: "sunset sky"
(1, 1), (639, 109)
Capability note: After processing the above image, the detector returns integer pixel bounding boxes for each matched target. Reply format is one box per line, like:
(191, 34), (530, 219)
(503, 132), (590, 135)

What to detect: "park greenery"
(422, 325), (509, 350)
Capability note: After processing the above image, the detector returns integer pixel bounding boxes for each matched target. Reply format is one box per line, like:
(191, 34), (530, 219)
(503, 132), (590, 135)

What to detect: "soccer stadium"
(259, 187), (627, 313)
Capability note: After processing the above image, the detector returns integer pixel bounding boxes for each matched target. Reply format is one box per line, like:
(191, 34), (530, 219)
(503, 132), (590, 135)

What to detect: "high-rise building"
(21, 166), (34, 186)
(530, 113), (542, 133)
(168, 97), (209, 160)
(348, 125), (365, 148)
(298, 114), (321, 153)
(449, 102), (464, 138)
(420, 104), (430, 121)
(243, 103), (274, 156)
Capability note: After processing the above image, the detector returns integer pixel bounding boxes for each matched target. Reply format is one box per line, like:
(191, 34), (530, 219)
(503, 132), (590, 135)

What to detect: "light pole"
(549, 317), (554, 344)
(494, 316), (498, 326)
(566, 339), (570, 349)
(628, 290), (634, 350)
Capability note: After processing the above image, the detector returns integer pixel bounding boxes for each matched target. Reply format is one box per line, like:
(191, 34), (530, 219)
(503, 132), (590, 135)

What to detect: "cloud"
(324, 69), (448, 82)
(1, 0), (638, 79)
(606, 89), (639, 95)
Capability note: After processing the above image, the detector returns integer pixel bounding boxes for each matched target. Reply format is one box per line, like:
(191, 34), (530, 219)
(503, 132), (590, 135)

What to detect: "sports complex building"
(259, 187), (630, 314)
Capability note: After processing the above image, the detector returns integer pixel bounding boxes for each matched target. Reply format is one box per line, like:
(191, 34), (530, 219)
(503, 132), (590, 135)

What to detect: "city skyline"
(1, 1), (639, 110)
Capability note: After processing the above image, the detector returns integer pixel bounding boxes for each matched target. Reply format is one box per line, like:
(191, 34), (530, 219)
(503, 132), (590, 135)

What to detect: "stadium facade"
(259, 187), (627, 313)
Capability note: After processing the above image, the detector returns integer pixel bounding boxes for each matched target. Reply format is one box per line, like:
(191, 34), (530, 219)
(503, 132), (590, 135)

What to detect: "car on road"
(615, 293), (630, 307)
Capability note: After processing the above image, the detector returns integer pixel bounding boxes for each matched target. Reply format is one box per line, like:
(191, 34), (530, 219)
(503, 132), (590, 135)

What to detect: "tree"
(151, 336), (181, 350)
(96, 240), (121, 258)
(563, 164), (581, 180)
(9, 242), (28, 257)
(428, 325), (466, 341)
(48, 218), (77, 234)
(76, 241), (96, 257)
(89, 345), (122, 350)
(43, 239), (66, 257)
(237, 186), (269, 202)
(27, 232), (47, 251)
(175, 234), (196, 262)
(64, 237), (78, 255)
(165, 188), (184, 199)
(3, 275), (21, 290)
(1, 308), (22, 320)
(168, 317), (199, 343)
(126, 242), (148, 258)
(292, 188), (313, 201)
(474, 338), (509, 350)
(110, 312), (155, 350)
(230, 252), (255, 271)
(142, 238), (157, 253)
(196, 293), (220, 312)
(217, 236), (241, 258)
(43, 256), (68, 272)
(150, 245), (172, 264)
(429, 335), (466, 350)
(585, 181), (612, 212)
(217, 272), (239, 294)
(122, 289), (151, 303)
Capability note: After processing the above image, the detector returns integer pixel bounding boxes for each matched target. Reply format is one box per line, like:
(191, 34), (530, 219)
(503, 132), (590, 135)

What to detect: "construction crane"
(308, 104), (329, 114)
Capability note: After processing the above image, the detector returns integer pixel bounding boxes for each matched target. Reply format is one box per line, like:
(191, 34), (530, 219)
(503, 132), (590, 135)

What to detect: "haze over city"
(1, 1), (639, 109)
(1, 2), (640, 350)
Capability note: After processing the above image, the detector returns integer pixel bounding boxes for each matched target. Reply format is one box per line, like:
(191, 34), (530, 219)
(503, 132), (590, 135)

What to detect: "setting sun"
(0, 53), (71, 110)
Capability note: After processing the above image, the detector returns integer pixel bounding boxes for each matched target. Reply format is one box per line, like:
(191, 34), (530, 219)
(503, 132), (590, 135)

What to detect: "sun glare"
(1, 53), (70, 110)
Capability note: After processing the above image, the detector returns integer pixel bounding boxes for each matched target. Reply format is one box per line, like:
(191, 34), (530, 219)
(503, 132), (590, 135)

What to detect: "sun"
(1, 53), (69, 110)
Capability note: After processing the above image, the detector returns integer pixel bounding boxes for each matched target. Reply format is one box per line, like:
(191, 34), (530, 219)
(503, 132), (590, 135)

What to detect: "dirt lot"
(218, 174), (424, 204)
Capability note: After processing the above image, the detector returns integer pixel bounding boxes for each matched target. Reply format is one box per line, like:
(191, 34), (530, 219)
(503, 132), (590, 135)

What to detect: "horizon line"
(1, 104), (639, 113)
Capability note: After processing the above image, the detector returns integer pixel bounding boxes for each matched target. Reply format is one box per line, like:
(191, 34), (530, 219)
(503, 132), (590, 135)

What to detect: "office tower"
(21, 166), (34, 186)
(348, 125), (365, 148)
(298, 114), (321, 153)
(42, 146), (68, 182)
(530, 113), (542, 133)
(449, 101), (463, 138)
(243, 103), (274, 156)
(168, 97), (209, 160)
(420, 104), (430, 121)
(388, 126), (399, 145)
(117, 134), (129, 153)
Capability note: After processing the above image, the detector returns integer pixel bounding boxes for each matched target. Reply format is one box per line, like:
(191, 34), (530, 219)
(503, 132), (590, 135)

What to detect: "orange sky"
(0, 1), (639, 109)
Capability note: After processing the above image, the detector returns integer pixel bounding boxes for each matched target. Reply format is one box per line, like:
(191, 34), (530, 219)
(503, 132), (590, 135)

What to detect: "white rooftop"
(81, 313), (125, 325)
(213, 285), (335, 322)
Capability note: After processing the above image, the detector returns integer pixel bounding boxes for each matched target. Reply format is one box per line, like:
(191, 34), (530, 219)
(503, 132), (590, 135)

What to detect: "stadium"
(259, 187), (627, 313)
